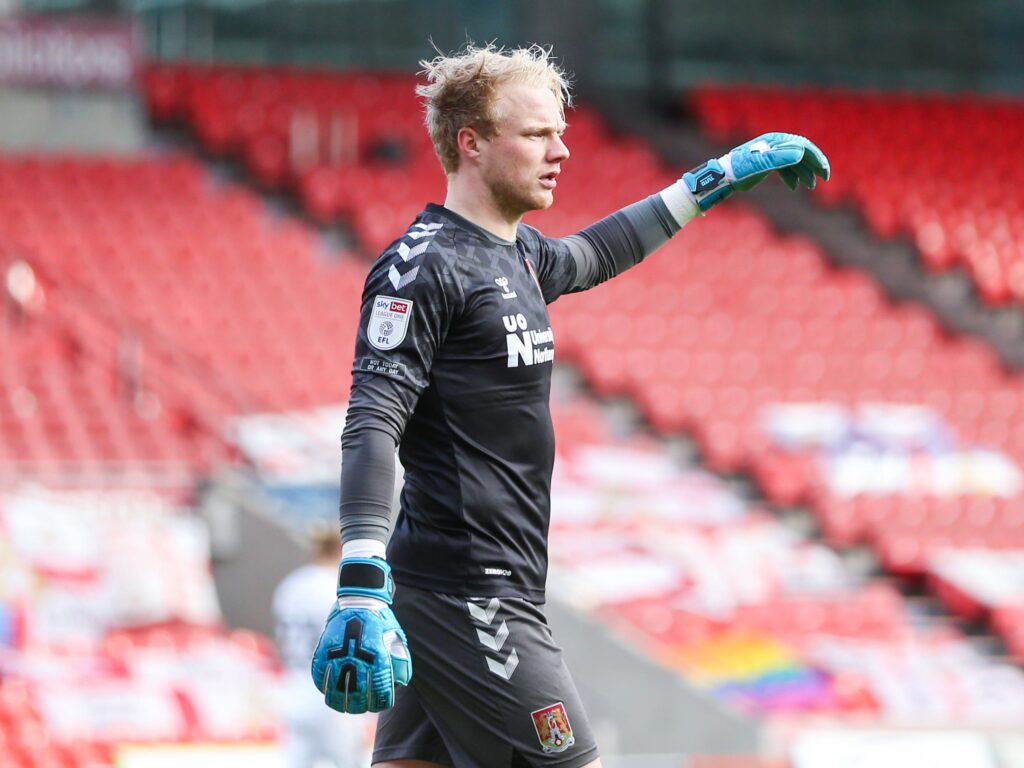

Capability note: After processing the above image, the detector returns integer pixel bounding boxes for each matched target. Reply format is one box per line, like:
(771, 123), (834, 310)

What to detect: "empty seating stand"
(5, 66), (1016, 742)
(688, 85), (1024, 306)
(0, 154), (367, 477)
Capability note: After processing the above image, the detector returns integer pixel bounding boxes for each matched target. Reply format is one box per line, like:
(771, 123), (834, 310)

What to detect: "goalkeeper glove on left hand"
(683, 132), (830, 212)
(311, 557), (412, 714)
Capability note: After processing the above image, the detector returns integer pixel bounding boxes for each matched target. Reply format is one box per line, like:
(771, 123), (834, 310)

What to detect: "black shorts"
(371, 584), (599, 768)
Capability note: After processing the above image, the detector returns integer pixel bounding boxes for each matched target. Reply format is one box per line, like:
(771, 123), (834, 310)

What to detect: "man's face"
(475, 82), (570, 219)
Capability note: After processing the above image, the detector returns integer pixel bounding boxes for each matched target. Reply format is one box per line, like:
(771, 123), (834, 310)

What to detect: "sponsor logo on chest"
(501, 312), (554, 368)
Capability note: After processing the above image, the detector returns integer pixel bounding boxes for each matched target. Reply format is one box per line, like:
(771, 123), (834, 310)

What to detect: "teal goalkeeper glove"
(311, 558), (412, 713)
(683, 132), (830, 212)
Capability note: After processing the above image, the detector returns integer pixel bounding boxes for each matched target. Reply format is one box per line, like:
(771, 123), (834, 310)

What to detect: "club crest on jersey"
(367, 296), (412, 350)
(531, 702), (575, 754)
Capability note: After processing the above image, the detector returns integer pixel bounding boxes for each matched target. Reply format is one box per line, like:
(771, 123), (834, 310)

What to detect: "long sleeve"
(564, 192), (682, 291)
(337, 213), (463, 546)
(522, 186), (698, 302)
(338, 377), (407, 544)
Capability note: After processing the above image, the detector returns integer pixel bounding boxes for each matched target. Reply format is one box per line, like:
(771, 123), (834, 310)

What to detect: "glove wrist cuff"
(341, 537), (386, 559)
(337, 557), (395, 604)
(336, 594), (389, 611)
(682, 158), (733, 212)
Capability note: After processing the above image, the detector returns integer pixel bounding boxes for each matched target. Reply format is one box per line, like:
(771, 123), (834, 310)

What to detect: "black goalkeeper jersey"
(350, 204), (578, 602)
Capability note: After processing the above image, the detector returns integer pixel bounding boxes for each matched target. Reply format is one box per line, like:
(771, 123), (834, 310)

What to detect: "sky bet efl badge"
(531, 702), (574, 754)
(367, 296), (412, 350)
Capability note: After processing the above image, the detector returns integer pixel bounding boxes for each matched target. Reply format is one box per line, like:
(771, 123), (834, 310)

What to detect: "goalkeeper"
(313, 42), (828, 768)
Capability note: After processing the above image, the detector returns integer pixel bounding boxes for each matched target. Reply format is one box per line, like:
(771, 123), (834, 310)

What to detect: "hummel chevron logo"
(388, 264), (419, 291)
(467, 598), (500, 625)
(397, 240), (430, 263)
(486, 648), (519, 680)
(476, 621), (509, 652)
(406, 222), (443, 240)
(385, 222), (440, 289)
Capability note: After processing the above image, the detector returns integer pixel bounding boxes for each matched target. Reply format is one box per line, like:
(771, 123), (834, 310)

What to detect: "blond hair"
(305, 520), (341, 561)
(416, 42), (572, 175)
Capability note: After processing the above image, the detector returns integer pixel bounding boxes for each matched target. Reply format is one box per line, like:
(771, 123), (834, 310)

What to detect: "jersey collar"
(425, 203), (517, 247)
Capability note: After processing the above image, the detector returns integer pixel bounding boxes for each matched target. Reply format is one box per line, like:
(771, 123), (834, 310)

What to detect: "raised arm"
(551, 132), (830, 293)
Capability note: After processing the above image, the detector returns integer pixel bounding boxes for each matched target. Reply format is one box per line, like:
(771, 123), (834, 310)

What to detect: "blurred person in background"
(275, 522), (368, 768)
(4, 258), (44, 326)
(312, 42), (829, 767)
